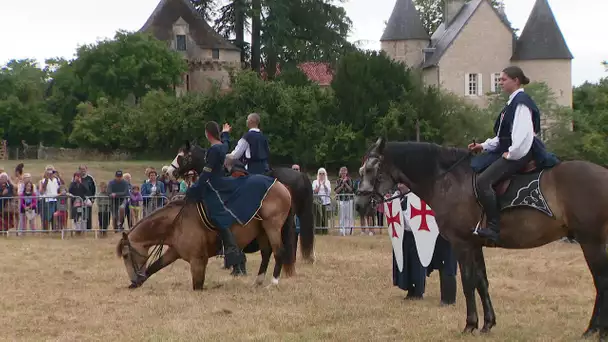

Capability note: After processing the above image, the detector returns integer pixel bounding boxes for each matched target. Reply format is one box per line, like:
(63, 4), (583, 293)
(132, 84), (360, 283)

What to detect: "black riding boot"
(439, 271), (457, 306)
(218, 228), (244, 268)
(474, 188), (501, 242)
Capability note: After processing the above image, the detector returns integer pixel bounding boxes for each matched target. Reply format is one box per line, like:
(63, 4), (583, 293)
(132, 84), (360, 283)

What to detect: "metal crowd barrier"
(311, 193), (386, 236)
(0, 194), (170, 239)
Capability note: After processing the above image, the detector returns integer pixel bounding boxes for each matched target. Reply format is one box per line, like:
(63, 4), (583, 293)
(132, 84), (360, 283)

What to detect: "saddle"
(473, 159), (554, 218)
(493, 159), (537, 196)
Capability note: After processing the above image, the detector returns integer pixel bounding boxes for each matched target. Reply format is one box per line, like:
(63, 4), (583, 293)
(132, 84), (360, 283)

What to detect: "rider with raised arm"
(226, 113), (270, 175)
(186, 121), (245, 273)
(468, 66), (557, 242)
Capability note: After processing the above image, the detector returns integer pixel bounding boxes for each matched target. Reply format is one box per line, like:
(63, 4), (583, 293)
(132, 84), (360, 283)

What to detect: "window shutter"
(477, 73), (483, 96)
(464, 73), (470, 95)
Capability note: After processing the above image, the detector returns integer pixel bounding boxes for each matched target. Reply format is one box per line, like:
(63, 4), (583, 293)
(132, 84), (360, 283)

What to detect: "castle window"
(465, 73), (482, 96)
(212, 49), (220, 59)
(176, 35), (187, 51)
(491, 73), (501, 93)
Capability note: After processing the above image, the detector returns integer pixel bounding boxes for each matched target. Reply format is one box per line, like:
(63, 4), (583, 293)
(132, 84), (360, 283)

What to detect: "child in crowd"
(19, 181), (37, 231)
(129, 185), (143, 225)
(97, 182), (111, 235)
(53, 186), (69, 230)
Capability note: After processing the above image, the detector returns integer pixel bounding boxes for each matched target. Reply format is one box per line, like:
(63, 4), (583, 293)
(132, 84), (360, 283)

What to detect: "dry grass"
(0, 161), (595, 341)
(0, 234), (594, 342)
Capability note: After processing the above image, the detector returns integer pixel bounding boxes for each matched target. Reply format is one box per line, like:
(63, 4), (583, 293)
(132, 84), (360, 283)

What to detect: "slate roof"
(422, 0), (514, 68)
(140, 0), (239, 51)
(511, 0), (573, 60)
(380, 0), (430, 41)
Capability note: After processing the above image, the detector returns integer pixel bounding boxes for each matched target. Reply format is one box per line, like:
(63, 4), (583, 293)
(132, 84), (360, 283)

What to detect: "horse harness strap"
(128, 240), (164, 278)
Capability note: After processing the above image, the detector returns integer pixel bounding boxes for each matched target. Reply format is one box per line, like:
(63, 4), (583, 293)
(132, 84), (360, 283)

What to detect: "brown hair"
(205, 121), (220, 140)
(502, 66), (530, 85)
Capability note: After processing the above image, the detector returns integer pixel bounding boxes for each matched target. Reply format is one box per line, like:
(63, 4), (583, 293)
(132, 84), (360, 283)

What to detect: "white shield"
(384, 191), (405, 272)
(405, 193), (439, 267)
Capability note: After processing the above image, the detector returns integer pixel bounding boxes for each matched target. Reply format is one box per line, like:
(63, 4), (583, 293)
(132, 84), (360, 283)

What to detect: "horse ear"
(184, 140), (191, 152)
(375, 137), (386, 154)
(122, 231), (128, 240)
(192, 138), (198, 146)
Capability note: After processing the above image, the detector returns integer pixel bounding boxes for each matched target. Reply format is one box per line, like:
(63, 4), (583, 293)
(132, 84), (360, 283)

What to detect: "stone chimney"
(444, 0), (466, 27)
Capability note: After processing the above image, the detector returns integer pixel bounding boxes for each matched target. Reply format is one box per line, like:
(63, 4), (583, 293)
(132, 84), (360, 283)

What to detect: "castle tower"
(380, 0), (430, 68)
(511, 0), (573, 108)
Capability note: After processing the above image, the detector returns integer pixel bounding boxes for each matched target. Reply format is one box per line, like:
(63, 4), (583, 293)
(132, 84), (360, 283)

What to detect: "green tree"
(69, 30), (187, 103)
(192, 0), (354, 77)
(0, 59), (62, 145)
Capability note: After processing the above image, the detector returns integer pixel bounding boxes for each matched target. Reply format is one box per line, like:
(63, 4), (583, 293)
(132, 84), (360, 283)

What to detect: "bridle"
(356, 150), (473, 204)
(123, 237), (164, 279)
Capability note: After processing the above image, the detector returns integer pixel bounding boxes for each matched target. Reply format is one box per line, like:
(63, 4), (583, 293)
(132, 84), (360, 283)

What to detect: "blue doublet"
(242, 130), (270, 174)
(471, 91), (560, 173)
(187, 132), (277, 230)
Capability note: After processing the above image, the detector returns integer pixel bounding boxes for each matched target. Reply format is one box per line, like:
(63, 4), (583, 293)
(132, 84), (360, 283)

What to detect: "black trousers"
(476, 151), (533, 219)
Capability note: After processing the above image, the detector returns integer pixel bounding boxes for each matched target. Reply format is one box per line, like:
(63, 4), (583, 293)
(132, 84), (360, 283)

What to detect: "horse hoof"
(462, 324), (477, 334)
(582, 328), (598, 338)
(128, 282), (140, 289)
(254, 274), (265, 286)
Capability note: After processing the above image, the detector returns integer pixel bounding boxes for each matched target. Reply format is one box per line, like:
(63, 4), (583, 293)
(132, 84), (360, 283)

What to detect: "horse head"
(355, 137), (401, 215)
(166, 140), (206, 180)
(116, 231), (149, 288)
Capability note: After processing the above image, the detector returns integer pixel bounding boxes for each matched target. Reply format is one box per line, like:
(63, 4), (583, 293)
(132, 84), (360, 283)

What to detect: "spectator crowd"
(0, 162), (386, 236)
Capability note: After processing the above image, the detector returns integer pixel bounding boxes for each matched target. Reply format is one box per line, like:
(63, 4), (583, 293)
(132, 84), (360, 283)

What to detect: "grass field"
(0, 233), (594, 341)
(0, 160), (595, 341)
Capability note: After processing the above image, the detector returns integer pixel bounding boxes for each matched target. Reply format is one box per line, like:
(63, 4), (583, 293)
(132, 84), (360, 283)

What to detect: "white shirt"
(312, 179), (332, 205)
(39, 178), (60, 202)
(229, 128), (261, 162)
(480, 88), (535, 160)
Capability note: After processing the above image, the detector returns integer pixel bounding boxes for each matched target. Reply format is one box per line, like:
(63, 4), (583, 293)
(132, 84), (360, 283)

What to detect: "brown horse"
(355, 138), (608, 339)
(116, 182), (295, 290)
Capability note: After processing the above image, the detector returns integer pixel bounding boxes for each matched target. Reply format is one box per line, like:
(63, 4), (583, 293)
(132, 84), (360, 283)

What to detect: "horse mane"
(115, 199), (188, 258)
(383, 141), (471, 183)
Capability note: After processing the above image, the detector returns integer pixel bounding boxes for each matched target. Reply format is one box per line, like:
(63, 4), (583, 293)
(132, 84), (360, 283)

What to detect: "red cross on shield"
(405, 194), (439, 267)
(384, 191), (405, 272)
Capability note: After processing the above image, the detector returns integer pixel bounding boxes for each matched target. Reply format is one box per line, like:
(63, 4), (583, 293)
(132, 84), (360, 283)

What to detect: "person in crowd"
(108, 170), (129, 231)
(312, 167), (331, 235)
(96, 182), (111, 236)
(129, 185), (143, 225)
(19, 180), (37, 231)
(78, 165), (96, 231)
(334, 166), (354, 236)
(141, 168), (165, 216)
(69, 172), (88, 231)
(39, 165), (61, 231)
(0, 173), (15, 231)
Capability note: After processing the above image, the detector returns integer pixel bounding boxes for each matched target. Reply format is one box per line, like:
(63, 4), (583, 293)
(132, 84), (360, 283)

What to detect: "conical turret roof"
(381, 0), (430, 41)
(511, 0), (573, 60)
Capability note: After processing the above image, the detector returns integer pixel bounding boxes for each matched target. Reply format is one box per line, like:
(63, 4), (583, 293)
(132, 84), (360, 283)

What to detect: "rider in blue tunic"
(468, 66), (559, 242)
(227, 113), (270, 175)
(186, 121), (246, 269)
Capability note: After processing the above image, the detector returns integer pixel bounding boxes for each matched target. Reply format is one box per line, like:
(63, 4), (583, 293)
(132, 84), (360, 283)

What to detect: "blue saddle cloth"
(197, 174), (277, 230)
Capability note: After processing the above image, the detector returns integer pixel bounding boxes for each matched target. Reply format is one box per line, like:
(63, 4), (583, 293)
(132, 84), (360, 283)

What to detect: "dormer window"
(176, 35), (187, 51)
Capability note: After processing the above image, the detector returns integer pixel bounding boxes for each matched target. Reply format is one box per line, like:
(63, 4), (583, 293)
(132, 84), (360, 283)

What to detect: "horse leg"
(579, 242), (608, 339)
(268, 252), (283, 287)
(261, 220), (285, 286)
(455, 245), (480, 333)
(473, 247), (497, 333)
(190, 257), (209, 291)
(130, 247), (179, 289)
(255, 237), (273, 286)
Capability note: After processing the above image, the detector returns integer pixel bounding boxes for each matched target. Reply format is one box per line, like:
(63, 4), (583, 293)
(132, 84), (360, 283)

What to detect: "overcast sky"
(0, 0), (605, 86)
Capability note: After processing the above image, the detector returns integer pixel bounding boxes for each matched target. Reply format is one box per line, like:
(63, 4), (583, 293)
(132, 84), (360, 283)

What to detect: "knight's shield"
(405, 193), (439, 267)
(384, 191), (405, 272)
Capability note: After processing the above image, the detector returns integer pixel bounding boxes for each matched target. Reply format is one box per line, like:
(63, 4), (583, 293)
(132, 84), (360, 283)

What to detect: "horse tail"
(281, 204), (296, 277)
(298, 175), (316, 263)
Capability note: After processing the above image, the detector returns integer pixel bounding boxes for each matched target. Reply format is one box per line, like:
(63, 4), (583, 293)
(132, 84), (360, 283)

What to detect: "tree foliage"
(413, 0), (508, 35)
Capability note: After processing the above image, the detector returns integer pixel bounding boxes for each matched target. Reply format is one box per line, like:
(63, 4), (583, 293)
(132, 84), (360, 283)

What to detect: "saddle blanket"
(194, 174), (276, 231)
(473, 169), (553, 217)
